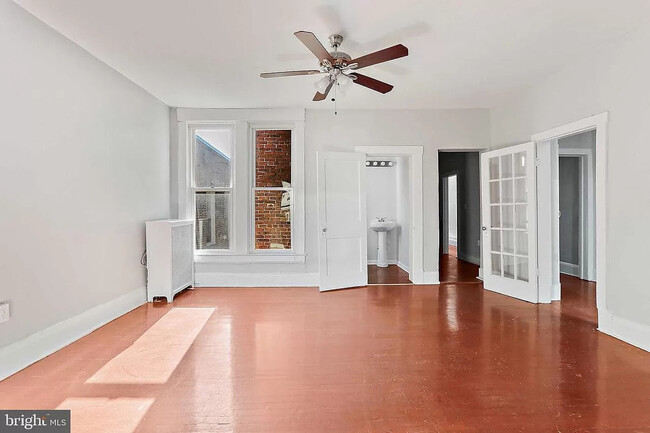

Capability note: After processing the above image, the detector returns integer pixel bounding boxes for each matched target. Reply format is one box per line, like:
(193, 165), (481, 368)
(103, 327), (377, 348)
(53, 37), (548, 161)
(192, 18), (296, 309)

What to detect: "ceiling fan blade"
(294, 31), (333, 63)
(350, 44), (408, 69)
(352, 73), (394, 94)
(260, 70), (323, 78)
(313, 81), (334, 101)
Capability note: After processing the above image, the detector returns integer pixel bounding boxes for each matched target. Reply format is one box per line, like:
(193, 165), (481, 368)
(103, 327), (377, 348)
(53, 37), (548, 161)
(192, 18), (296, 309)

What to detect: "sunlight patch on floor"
(86, 307), (214, 384)
(56, 398), (154, 433)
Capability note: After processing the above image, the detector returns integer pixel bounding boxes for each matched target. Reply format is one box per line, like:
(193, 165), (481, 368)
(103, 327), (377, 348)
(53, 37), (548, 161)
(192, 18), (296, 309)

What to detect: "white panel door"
(481, 142), (538, 303)
(317, 151), (368, 291)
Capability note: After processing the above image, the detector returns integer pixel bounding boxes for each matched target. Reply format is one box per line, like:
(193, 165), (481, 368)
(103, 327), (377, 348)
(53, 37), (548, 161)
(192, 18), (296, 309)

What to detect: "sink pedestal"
(377, 231), (389, 267)
(369, 219), (397, 268)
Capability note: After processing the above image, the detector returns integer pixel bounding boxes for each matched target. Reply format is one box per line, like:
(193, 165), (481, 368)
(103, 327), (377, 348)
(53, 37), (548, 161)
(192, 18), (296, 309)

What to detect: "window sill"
(194, 253), (306, 264)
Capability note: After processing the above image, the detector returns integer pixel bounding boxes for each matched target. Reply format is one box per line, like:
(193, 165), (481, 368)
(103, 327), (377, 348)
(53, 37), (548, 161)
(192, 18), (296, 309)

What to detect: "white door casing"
(317, 151), (368, 291)
(480, 142), (538, 303)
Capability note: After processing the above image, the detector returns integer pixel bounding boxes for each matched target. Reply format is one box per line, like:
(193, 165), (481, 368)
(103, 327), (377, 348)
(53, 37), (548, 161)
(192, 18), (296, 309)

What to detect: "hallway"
(440, 253), (480, 284)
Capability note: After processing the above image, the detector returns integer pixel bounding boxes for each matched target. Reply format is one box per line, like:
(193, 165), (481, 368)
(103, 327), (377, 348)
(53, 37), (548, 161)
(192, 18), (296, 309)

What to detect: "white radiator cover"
(145, 219), (194, 302)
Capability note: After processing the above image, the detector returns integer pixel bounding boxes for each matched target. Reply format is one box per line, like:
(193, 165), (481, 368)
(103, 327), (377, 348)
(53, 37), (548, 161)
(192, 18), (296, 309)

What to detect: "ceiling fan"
(260, 31), (408, 101)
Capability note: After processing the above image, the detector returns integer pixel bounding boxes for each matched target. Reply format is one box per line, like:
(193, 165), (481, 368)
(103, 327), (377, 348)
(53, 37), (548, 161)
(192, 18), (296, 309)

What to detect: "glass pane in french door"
(487, 146), (531, 282)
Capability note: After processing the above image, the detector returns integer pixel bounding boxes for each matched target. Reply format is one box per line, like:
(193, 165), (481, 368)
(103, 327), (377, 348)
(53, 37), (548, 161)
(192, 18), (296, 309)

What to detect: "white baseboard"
(194, 272), (319, 287)
(397, 261), (410, 273)
(457, 253), (480, 266)
(599, 309), (650, 352)
(0, 287), (145, 381)
(560, 261), (580, 277)
(367, 259), (398, 266)
(411, 270), (439, 285)
(551, 283), (561, 301)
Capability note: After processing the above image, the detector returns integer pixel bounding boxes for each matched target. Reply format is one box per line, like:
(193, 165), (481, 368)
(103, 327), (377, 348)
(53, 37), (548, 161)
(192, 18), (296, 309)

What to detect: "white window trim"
(176, 109), (306, 264)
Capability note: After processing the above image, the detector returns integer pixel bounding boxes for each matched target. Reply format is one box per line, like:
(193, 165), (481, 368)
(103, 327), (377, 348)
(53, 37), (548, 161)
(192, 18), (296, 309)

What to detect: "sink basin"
(370, 219), (397, 232)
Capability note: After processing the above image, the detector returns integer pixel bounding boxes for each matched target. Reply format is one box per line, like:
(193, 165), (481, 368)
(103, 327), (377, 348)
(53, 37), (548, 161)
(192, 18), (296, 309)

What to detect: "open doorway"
(439, 151), (481, 283)
(531, 113), (607, 333)
(365, 155), (413, 285)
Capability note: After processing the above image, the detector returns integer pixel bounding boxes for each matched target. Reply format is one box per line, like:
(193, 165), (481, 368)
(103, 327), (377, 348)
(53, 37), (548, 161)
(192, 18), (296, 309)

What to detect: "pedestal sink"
(370, 218), (397, 268)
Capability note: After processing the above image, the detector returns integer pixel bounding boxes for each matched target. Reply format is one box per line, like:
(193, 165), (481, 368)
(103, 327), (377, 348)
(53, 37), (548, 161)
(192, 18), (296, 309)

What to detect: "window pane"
(490, 205), (501, 228)
(491, 229), (501, 252)
(254, 190), (292, 250)
(502, 204), (514, 228)
(194, 128), (232, 188)
(514, 151), (527, 177)
(514, 178), (527, 203)
(502, 230), (515, 254)
(517, 257), (529, 282)
(491, 253), (502, 276)
(501, 179), (514, 203)
(195, 191), (230, 250)
(516, 231), (528, 256)
(501, 154), (513, 179)
(490, 181), (500, 204)
(503, 255), (515, 279)
(255, 130), (292, 187)
(515, 204), (527, 229)
(489, 157), (499, 180)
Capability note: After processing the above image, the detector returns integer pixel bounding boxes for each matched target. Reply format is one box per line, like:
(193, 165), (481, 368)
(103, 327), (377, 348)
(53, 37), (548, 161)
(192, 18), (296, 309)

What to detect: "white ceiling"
(13, 0), (650, 109)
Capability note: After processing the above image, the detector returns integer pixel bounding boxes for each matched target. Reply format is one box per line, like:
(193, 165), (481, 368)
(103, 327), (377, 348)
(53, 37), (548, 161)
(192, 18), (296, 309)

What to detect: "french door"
(481, 142), (538, 303)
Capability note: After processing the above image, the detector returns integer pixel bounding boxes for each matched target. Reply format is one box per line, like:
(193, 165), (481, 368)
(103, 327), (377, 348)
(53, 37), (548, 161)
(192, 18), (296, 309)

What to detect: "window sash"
(250, 127), (294, 253)
(190, 123), (235, 252)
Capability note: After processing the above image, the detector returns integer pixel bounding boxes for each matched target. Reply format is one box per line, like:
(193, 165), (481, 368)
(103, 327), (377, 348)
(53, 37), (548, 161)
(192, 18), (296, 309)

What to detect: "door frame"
(531, 113), (608, 317)
(355, 146), (424, 284)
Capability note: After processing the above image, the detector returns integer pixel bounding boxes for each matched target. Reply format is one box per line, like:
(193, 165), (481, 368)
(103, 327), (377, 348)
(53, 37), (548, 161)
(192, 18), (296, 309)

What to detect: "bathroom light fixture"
(366, 160), (395, 168)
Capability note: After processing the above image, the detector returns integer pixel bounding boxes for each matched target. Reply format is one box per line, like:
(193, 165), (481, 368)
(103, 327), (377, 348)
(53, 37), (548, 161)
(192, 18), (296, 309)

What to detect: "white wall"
(490, 23), (650, 329)
(0, 0), (170, 349)
(187, 109), (490, 282)
(366, 161), (398, 263)
(395, 156), (411, 269)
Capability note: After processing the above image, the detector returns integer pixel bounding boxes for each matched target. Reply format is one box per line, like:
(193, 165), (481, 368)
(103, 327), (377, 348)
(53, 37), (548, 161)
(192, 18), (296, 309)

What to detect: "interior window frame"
(249, 124), (296, 254)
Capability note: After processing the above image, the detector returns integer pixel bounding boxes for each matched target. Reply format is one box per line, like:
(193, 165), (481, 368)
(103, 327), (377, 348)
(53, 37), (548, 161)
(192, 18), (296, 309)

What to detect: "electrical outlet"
(0, 302), (9, 324)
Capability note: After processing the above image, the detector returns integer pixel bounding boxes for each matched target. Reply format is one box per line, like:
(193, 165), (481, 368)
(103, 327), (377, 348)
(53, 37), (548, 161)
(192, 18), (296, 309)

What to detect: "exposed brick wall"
(255, 130), (291, 249)
(254, 191), (291, 250)
(255, 130), (291, 187)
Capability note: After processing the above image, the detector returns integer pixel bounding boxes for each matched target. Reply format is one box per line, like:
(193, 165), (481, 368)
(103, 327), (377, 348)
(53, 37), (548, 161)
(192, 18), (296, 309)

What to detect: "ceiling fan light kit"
(260, 31), (408, 110)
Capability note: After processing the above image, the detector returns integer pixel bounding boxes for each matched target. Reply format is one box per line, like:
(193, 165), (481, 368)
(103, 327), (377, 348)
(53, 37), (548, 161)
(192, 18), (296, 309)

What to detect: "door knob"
(482, 226), (487, 231)
(322, 227), (327, 232)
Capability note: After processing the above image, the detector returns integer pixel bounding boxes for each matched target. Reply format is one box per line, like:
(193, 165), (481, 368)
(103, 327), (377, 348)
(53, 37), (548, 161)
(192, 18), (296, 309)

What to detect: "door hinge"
(535, 158), (541, 167)
(536, 268), (540, 276)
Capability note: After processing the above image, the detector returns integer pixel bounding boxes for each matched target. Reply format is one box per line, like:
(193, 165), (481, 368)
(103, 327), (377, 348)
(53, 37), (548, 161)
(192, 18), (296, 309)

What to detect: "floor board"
(367, 264), (411, 285)
(1, 259), (649, 432)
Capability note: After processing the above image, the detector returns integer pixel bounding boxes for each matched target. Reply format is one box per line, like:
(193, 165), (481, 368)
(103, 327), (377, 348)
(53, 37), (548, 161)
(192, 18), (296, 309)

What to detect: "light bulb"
(337, 73), (353, 87)
(314, 76), (331, 93)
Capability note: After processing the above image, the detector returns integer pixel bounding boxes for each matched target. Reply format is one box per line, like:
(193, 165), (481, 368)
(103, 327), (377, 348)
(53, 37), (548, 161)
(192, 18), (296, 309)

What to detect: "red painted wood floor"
(1, 260), (649, 432)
